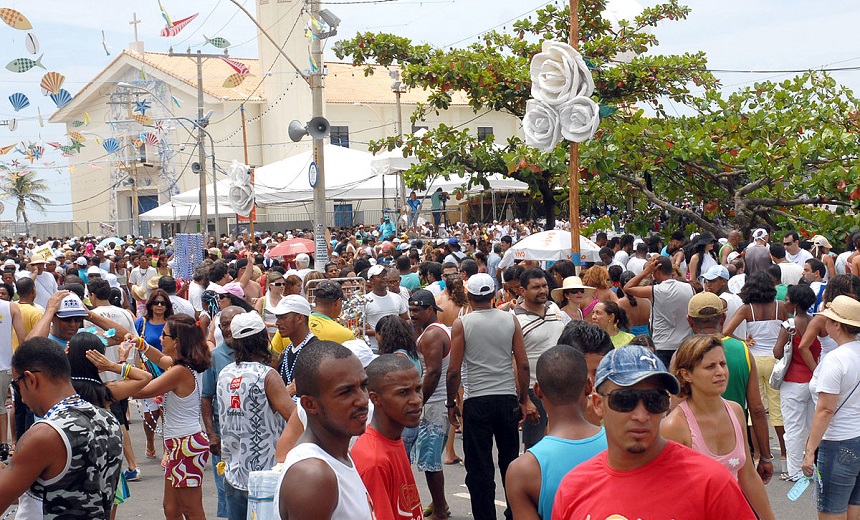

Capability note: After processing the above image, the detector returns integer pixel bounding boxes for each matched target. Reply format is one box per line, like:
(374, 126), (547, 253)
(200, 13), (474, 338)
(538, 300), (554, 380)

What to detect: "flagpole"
(569, 0), (581, 270)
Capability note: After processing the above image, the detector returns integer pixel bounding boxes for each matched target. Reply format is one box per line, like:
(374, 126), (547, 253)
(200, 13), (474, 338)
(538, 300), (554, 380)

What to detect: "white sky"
(0, 0), (858, 222)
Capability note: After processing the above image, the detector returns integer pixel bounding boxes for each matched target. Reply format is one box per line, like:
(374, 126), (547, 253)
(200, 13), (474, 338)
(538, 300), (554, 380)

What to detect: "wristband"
(121, 363), (131, 380)
(135, 337), (148, 351)
(759, 455), (775, 462)
(445, 402), (457, 409)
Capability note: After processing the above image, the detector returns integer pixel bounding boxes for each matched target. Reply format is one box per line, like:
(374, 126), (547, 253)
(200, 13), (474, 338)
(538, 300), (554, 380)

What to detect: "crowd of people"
(0, 221), (858, 520)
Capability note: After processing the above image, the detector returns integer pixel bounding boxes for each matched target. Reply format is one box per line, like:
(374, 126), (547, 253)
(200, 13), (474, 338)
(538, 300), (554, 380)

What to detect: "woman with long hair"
(284, 274), (303, 296)
(616, 270), (651, 336)
(773, 284), (820, 481)
(551, 276), (594, 323)
(590, 300), (634, 348)
(803, 295), (860, 517)
(580, 265), (618, 321)
(131, 314), (213, 520)
(662, 335), (776, 520)
(794, 274), (860, 369)
(810, 235), (836, 281)
(255, 271), (285, 336)
(68, 332), (152, 519)
(687, 232), (718, 283)
(135, 288), (174, 458)
(723, 271), (790, 466)
(156, 255), (171, 277)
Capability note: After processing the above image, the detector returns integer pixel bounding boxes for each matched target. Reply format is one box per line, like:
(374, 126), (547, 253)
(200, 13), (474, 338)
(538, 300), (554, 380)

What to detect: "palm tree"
(0, 171), (50, 235)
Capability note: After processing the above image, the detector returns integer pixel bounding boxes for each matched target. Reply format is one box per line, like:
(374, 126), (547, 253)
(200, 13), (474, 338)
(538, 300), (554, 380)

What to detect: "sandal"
(423, 505), (451, 518)
(779, 472), (791, 481)
(443, 456), (463, 465)
(145, 447), (157, 459)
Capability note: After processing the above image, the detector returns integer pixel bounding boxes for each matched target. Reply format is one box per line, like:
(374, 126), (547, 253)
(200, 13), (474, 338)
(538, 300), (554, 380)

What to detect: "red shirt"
(552, 441), (756, 520)
(785, 333), (820, 383)
(351, 427), (422, 520)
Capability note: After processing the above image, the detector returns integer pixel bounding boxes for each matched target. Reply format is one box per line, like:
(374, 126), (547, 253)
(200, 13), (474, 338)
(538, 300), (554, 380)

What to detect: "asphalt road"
(3, 399), (814, 519)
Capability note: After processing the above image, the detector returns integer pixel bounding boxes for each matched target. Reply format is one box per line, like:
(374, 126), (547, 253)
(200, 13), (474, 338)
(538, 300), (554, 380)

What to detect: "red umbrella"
(267, 238), (315, 258)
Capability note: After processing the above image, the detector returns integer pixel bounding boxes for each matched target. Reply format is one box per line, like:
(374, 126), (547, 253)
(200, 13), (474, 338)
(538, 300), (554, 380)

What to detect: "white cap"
(75, 257), (88, 266)
(342, 339), (377, 368)
(466, 273), (495, 296)
(56, 294), (89, 318)
(752, 228), (768, 241)
(271, 294), (312, 316)
(231, 312), (266, 339)
(367, 264), (386, 278)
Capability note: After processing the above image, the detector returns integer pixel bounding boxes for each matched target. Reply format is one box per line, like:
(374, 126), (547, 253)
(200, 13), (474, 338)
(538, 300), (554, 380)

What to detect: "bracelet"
(135, 337), (148, 352)
(759, 455), (775, 463)
(445, 402), (457, 409)
(120, 363), (131, 380)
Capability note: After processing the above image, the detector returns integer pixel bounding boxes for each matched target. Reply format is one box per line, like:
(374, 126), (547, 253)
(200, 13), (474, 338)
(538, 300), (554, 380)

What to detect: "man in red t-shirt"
(552, 345), (757, 520)
(352, 355), (424, 520)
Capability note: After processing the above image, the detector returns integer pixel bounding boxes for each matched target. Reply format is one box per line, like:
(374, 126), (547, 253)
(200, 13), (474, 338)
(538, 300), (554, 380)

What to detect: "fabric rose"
(530, 40), (594, 106)
(523, 99), (562, 152)
(559, 96), (600, 143)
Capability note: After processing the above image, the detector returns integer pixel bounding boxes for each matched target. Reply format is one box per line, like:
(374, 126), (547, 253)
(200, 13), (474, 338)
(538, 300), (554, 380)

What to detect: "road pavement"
(3, 399), (814, 519)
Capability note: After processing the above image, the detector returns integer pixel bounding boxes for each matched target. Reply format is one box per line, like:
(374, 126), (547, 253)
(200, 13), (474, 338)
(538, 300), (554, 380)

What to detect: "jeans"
(780, 381), (814, 475)
(402, 426), (418, 463)
(462, 395), (521, 520)
(224, 479), (249, 520)
(818, 436), (860, 514)
(432, 210), (442, 226)
(210, 452), (228, 518)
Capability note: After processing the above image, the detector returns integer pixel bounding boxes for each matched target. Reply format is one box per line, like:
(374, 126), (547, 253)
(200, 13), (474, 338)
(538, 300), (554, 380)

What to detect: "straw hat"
(131, 284), (147, 301)
(817, 295), (860, 328)
(551, 276), (595, 304)
(146, 275), (161, 291)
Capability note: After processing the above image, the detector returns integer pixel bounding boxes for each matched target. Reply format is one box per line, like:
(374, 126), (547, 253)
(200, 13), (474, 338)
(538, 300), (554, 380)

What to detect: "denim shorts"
(818, 436), (860, 514)
(415, 401), (449, 472)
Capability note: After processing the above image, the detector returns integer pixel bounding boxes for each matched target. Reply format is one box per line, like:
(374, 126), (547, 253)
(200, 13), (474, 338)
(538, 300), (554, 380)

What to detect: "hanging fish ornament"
(50, 89), (73, 109)
(40, 71), (64, 95)
(222, 73), (246, 88)
(0, 8), (32, 30)
(6, 54), (45, 73)
(8, 93), (29, 111)
(45, 142), (61, 149)
(145, 133), (159, 146)
(133, 138), (144, 148)
(131, 114), (154, 126)
(25, 33), (39, 54)
(203, 35), (230, 48)
(102, 138), (120, 154)
(221, 57), (250, 76)
(68, 131), (86, 142)
(71, 120), (84, 127)
(59, 145), (75, 155)
(160, 13), (198, 37)
(0, 144), (15, 155)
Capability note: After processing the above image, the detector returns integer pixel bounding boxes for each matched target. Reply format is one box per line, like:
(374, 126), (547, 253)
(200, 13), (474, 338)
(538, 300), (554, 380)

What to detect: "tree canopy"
(0, 170), (50, 234)
(334, 0), (860, 237)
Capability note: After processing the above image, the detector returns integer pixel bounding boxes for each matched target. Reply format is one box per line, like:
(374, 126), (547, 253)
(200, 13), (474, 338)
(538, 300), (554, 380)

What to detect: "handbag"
(769, 332), (793, 389)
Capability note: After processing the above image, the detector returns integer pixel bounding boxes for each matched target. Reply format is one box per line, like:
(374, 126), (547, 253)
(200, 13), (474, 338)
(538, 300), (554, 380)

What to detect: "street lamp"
(116, 82), (220, 239)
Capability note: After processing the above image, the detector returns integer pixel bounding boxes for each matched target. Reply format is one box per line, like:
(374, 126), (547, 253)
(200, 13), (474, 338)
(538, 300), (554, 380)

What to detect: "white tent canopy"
(509, 230), (602, 263)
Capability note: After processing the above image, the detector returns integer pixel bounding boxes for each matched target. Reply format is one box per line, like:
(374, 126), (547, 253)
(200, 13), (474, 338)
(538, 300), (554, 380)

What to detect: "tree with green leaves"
(0, 171), (50, 235)
(334, 1), (860, 237)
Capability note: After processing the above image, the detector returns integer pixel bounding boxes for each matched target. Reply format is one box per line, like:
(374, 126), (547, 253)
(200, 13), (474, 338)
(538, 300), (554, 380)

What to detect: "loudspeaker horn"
(288, 120), (308, 142)
(307, 117), (331, 139)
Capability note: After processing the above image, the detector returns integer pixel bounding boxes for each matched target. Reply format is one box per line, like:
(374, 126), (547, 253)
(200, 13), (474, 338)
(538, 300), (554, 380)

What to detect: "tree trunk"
(536, 176), (556, 230)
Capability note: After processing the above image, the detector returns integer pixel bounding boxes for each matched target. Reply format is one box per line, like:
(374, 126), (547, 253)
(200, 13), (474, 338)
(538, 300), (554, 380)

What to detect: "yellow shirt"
(14, 302), (44, 350)
(270, 313), (356, 355)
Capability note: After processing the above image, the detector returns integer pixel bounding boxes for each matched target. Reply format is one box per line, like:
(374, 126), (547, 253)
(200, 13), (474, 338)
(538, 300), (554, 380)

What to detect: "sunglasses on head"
(601, 388), (670, 414)
(152, 300), (168, 306)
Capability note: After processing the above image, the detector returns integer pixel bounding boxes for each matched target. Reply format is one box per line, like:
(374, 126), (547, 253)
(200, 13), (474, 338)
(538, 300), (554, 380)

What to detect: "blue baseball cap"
(595, 345), (680, 395)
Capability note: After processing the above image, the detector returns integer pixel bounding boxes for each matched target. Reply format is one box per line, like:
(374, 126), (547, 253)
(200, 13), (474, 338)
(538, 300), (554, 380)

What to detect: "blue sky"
(0, 0), (858, 223)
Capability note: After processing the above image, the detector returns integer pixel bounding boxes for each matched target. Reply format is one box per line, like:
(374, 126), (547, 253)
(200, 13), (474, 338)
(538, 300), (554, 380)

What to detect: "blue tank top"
(528, 429), (608, 519)
(630, 324), (650, 337)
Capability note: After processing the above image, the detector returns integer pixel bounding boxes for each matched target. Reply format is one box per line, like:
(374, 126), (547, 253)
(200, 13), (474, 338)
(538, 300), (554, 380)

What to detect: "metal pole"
(311, 0), (327, 272)
(569, 0), (581, 268)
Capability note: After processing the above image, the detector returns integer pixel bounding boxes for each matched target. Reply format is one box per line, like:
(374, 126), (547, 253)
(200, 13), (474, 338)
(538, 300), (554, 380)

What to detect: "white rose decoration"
(559, 96), (600, 143)
(523, 99), (562, 152)
(530, 40), (594, 106)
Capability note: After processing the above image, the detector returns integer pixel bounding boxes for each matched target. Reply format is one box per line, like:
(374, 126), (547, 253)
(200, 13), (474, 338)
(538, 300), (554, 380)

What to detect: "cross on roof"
(130, 12), (141, 42)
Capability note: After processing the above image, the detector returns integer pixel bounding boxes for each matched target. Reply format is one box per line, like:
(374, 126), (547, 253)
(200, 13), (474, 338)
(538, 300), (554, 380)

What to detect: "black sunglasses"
(152, 301), (168, 306)
(601, 389), (670, 414)
(161, 329), (175, 339)
(58, 315), (84, 323)
(10, 370), (40, 393)
(271, 282), (285, 287)
(565, 288), (585, 294)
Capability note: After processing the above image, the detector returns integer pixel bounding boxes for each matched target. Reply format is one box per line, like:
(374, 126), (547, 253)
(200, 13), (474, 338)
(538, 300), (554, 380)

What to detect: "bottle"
(247, 469), (281, 520)
(787, 476), (811, 502)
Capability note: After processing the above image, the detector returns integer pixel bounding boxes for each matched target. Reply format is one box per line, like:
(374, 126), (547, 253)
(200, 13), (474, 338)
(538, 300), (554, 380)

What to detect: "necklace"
(281, 332), (315, 384)
(44, 394), (87, 420)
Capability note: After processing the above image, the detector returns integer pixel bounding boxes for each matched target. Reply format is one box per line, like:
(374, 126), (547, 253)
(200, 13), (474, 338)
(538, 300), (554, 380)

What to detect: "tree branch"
(746, 196), (851, 207)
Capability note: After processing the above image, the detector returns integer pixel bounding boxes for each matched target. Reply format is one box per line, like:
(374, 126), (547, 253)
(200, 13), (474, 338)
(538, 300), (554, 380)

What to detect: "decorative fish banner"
(131, 114), (153, 126)
(59, 145), (75, 155)
(40, 71), (64, 94)
(71, 120), (84, 127)
(203, 35), (230, 48)
(25, 33), (38, 54)
(102, 138), (120, 154)
(0, 8), (31, 30)
(8, 93), (29, 111)
(6, 54), (45, 73)
(222, 73), (246, 88)
(133, 138), (144, 148)
(68, 131), (85, 142)
(160, 13), (198, 37)
(221, 57), (250, 76)
(50, 89), (72, 109)
(45, 142), (61, 149)
(0, 144), (15, 155)
(134, 99), (151, 115)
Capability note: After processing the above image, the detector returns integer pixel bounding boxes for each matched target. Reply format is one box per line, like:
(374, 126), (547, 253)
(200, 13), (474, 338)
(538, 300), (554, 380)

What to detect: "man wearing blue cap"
(379, 214), (396, 241)
(552, 345), (756, 519)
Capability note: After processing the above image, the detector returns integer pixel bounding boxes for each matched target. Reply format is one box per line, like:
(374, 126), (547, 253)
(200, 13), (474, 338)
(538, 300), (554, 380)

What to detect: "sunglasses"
(271, 282), (285, 287)
(58, 316), (84, 323)
(783, 241), (794, 246)
(565, 288), (585, 294)
(161, 329), (175, 339)
(152, 301), (168, 306)
(600, 388), (670, 414)
(10, 370), (40, 393)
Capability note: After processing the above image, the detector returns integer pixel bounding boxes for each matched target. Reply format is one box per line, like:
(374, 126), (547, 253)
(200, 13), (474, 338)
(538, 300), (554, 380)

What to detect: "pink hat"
(213, 282), (244, 299)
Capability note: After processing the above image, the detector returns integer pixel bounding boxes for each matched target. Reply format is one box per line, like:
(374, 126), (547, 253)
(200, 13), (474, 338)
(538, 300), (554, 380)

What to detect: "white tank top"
(0, 300), (12, 370)
(417, 322), (451, 403)
(274, 442), (374, 520)
(163, 368), (203, 439)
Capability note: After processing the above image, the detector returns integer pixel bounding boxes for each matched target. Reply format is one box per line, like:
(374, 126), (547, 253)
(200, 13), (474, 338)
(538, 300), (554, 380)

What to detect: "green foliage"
(0, 170), (51, 234)
(334, 2), (859, 236)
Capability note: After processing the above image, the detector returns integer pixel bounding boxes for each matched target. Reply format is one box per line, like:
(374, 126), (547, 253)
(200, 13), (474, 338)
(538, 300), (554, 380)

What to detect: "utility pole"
(310, 0), (328, 271)
(569, 0), (582, 267)
(168, 48), (227, 241)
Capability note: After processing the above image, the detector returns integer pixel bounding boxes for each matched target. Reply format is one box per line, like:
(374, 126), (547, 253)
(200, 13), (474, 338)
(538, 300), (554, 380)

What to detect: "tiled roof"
(133, 51), (264, 102)
(325, 62), (469, 105)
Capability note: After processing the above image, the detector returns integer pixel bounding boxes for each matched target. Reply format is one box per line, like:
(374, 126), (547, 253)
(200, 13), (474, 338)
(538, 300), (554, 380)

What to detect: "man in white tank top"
(410, 289), (452, 520)
(276, 341), (374, 519)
